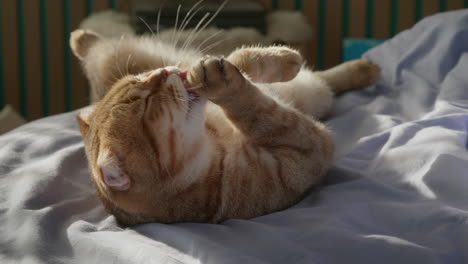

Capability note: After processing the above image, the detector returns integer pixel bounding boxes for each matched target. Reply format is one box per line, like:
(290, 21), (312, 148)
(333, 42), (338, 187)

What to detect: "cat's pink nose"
(165, 67), (188, 81)
(180, 71), (187, 80)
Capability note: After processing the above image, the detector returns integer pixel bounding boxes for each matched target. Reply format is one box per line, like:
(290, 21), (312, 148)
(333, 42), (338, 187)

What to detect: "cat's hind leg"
(315, 59), (381, 94)
(260, 68), (334, 119)
(261, 60), (380, 119)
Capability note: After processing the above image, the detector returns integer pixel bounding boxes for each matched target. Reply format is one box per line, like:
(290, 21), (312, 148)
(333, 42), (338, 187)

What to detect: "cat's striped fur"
(71, 29), (380, 225)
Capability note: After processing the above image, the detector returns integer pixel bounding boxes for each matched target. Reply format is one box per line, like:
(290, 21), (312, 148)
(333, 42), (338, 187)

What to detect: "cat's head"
(71, 29), (210, 220)
(77, 66), (207, 213)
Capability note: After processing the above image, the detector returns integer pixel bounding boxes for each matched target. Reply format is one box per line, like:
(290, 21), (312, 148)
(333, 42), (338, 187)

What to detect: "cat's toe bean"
(227, 46), (302, 83)
(188, 57), (245, 99)
(206, 58), (245, 90)
(202, 57), (227, 84)
(273, 47), (303, 82)
(187, 56), (225, 87)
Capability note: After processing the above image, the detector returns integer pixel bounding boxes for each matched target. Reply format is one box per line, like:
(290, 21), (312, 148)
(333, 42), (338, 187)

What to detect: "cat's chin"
(187, 96), (207, 116)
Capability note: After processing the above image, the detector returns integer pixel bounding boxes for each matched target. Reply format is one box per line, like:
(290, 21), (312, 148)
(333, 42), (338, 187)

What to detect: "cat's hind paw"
(348, 59), (381, 89)
(228, 46), (303, 83)
(318, 59), (381, 94)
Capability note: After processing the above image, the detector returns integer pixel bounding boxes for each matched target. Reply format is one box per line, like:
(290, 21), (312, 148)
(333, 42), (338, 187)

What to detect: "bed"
(1, 10), (468, 264)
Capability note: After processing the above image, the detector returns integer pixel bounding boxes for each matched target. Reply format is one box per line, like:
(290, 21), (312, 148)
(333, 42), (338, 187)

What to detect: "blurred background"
(0, 0), (466, 124)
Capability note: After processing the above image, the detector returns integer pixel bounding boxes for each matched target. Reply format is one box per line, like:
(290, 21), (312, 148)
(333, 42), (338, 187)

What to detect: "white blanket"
(1, 10), (468, 264)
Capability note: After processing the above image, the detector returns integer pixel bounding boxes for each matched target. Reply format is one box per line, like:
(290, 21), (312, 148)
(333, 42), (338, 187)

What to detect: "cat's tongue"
(180, 71), (199, 102)
(180, 71), (188, 80)
(180, 71), (191, 88)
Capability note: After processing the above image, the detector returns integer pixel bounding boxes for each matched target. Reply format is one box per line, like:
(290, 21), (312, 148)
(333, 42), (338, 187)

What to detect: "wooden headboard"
(0, 0), (465, 120)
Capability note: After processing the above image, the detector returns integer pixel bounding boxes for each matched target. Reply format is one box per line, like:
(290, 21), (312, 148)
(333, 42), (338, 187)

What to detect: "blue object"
(343, 38), (384, 61)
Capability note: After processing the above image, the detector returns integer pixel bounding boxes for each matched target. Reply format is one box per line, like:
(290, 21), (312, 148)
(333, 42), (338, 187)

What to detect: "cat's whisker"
(113, 62), (123, 79)
(125, 54), (132, 76)
(112, 61), (123, 81)
(112, 57), (124, 81)
(174, 0), (204, 47)
(195, 29), (224, 53)
(177, 10), (209, 68)
(139, 17), (155, 36)
(200, 36), (232, 54)
(176, 4), (205, 45)
(192, 0), (228, 41)
(177, 0), (201, 34)
(108, 70), (120, 84)
(177, 5), (205, 48)
(112, 36), (127, 79)
(156, 0), (167, 37)
(171, 4), (182, 45)
(181, 12), (210, 53)
(157, 42), (168, 67)
(117, 34), (125, 47)
(174, 0), (214, 67)
(179, 1), (227, 65)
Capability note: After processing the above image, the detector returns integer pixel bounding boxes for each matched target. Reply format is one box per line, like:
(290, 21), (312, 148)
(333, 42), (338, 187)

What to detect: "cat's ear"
(76, 106), (94, 137)
(70, 29), (101, 60)
(97, 150), (130, 191)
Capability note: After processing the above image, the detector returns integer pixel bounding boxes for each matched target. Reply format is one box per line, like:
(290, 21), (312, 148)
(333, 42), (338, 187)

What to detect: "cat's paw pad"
(270, 47), (303, 82)
(348, 59), (381, 88)
(188, 57), (245, 99)
(228, 46), (302, 83)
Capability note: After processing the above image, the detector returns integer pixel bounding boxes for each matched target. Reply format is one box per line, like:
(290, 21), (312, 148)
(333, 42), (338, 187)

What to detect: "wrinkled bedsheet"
(1, 10), (468, 264)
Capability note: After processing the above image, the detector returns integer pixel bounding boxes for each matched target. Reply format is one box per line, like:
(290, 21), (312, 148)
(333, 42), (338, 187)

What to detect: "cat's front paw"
(188, 57), (246, 100)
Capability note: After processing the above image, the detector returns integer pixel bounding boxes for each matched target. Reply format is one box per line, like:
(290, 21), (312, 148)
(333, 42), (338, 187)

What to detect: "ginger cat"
(71, 29), (380, 225)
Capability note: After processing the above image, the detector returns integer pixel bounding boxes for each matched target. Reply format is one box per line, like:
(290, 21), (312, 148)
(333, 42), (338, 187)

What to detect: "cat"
(71, 29), (380, 225)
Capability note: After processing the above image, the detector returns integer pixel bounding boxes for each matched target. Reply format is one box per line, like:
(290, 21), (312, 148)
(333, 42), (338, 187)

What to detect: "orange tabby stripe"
(169, 128), (177, 174)
(257, 152), (277, 205)
(207, 145), (226, 222)
(271, 153), (290, 192)
(141, 119), (165, 180)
